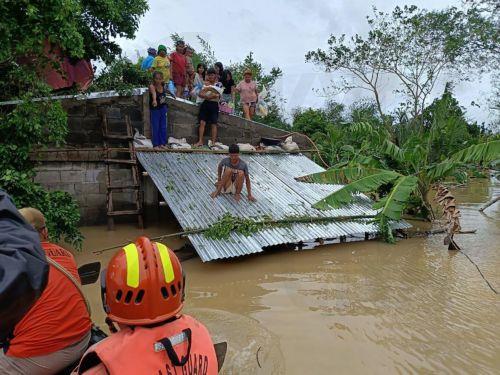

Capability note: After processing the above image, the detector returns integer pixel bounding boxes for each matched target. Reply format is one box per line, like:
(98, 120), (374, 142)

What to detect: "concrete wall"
(57, 91), (306, 148)
(34, 161), (137, 225)
(61, 93), (147, 147)
(33, 91), (308, 225)
(165, 98), (309, 147)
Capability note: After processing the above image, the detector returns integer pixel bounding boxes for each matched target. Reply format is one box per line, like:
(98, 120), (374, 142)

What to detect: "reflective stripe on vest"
(78, 315), (217, 375)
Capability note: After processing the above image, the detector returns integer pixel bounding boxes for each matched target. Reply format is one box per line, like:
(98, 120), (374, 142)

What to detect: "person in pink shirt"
(235, 69), (259, 120)
(169, 40), (187, 97)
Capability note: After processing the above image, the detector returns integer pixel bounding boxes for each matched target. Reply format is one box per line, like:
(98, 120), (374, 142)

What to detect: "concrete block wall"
(61, 94), (146, 147)
(34, 162), (136, 225)
(165, 98), (310, 147)
(60, 92), (307, 148)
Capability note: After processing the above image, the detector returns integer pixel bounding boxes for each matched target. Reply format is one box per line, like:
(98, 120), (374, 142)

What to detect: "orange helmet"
(101, 237), (185, 326)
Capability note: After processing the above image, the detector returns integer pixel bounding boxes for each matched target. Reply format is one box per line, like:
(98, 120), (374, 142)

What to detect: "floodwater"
(73, 178), (500, 374)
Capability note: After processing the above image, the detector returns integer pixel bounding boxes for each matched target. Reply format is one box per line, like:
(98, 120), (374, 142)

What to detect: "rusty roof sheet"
(137, 152), (410, 261)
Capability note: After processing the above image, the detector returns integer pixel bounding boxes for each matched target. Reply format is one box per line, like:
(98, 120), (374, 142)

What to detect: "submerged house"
(27, 90), (409, 261)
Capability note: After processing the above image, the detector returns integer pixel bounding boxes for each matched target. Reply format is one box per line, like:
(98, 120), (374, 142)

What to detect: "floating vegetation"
(203, 213), (375, 240)
(204, 213), (268, 240)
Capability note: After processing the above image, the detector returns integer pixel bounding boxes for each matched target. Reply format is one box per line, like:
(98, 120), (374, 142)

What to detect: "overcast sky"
(118, 0), (495, 125)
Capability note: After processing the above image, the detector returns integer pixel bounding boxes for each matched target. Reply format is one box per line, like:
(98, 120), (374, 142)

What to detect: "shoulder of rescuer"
(5, 214), (91, 358)
(0, 190), (48, 344)
(75, 237), (218, 375)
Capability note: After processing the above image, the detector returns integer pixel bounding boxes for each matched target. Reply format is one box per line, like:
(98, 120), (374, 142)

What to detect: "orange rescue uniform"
(6, 242), (91, 358)
(77, 315), (217, 375)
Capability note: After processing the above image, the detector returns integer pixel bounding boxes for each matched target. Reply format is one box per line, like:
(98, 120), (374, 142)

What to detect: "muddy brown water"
(73, 179), (500, 374)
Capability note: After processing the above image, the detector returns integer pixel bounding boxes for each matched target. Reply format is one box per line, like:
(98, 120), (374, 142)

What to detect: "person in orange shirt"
(0, 208), (91, 375)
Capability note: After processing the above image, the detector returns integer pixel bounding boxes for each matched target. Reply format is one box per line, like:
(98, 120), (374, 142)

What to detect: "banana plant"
(299, 121), (500, 242)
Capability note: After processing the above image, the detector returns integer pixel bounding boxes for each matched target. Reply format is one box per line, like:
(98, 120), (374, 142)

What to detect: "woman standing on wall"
(220, 69), (235, 104)
(235, 69), (259, 120)
(148, 71), (168, 148)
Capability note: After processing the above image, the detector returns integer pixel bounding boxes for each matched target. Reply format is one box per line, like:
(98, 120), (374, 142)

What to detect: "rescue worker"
(0, 191), (48, 349)
(0, 207), (91, 375)
(75, 236), (217, 375)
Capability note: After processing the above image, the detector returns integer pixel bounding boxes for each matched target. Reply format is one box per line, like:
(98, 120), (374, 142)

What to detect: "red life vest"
(78, 315), (217, 375)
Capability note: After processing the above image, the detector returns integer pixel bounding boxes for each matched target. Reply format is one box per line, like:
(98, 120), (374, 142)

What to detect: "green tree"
(0, 0), (148, 246)
(300, 119), (500, 241)
(91, 57), (150, 94)
(292, 107), (331, 137)
(306, 5), (499, 123)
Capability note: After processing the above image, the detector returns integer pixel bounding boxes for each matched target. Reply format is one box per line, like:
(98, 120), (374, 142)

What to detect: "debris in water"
(434, 184), (461, 250)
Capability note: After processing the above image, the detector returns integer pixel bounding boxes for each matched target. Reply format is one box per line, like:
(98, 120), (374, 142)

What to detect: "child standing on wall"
(194, 68), (222, 147)
(151, 45), (172, 85)
(149, 71), (168, 148)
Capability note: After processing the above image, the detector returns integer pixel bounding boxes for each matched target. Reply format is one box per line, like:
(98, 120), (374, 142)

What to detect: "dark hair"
(229, 144), (239, 154)
(152, 71), (163, 81)
(215, 62), (223, 74)
(207, 67), (216, 75)
(175, 40), (185, 47)
(196, 63), (206, 79)
(222, 69), (232, 83)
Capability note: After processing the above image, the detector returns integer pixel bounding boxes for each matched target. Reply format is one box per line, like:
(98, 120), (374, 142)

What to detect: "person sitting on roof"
(73, 237), (218, 375)
(0, 208), (91, 375)
(211, 144), (257, 203)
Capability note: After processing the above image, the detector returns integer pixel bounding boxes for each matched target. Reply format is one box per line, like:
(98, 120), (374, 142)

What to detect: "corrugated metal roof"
(137, 152), (410, 261)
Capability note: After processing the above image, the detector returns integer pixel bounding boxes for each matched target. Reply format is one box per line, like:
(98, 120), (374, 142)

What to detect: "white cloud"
(117, 0), (495, 125)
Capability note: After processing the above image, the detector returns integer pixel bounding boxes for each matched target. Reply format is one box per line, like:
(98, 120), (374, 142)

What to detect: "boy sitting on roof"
(211, 144), (257, 203)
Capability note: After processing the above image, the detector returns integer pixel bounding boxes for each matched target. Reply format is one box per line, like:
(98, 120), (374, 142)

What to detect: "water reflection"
(74, 179), (499, 374)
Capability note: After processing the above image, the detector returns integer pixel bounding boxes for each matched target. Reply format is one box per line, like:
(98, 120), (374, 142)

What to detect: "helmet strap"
(105, 317), (118, 333)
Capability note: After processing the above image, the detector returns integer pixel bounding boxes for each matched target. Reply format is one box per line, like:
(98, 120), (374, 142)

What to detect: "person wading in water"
(211, 144), (257, 203)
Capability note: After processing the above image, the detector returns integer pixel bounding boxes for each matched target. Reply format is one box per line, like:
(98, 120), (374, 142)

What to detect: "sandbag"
(168, 136), (191, 149)
(237, 143), (256, 152)
(262, 145), (284, 152)
(168, 137), (187, 144)
(208, 141), (229, 151)
(133, 130), (153, 148)
(281, 142), (299, 152)
(281, 136), (300, 152)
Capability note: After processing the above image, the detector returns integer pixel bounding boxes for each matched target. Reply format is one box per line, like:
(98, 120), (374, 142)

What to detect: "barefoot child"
(148, 71), (168, 148)
(194, 68), (223, 147)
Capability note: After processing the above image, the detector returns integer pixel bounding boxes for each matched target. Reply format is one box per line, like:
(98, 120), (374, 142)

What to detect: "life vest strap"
(157, 328), (192, 366)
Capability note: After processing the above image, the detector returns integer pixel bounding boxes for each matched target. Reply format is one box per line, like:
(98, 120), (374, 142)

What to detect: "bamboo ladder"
(101, 113), (144, 230)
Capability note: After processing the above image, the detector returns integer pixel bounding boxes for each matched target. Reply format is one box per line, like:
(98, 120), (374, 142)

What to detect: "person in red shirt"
(170, 40), (187, 97)
(0, 208), (91, 375)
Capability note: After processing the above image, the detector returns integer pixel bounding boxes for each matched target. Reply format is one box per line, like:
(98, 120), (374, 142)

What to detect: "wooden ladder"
(101, 113), (144, 230)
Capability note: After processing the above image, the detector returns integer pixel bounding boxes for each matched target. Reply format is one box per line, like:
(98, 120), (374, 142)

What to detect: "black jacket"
(0, 190), (48, 343)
